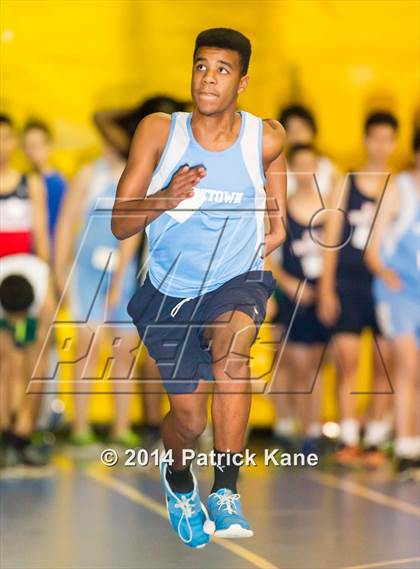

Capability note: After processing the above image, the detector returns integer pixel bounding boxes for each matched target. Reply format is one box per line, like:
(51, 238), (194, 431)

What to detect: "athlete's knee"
(213, 356), (250, 382)
(172, 406), (207, 439)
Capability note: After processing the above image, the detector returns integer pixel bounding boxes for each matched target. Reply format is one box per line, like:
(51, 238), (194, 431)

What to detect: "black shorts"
(275, 296), (331, 345)
(127, 270), (276, 394)
(334, 284), (381, 336)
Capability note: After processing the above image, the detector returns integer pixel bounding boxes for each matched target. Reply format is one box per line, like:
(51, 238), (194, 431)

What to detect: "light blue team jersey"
(145, 111), (266, 298)
(380, 171), (419, 298)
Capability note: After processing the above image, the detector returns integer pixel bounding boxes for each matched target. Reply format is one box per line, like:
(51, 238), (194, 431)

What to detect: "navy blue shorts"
(275, 296), (331, 345)
(127, 270), (276, 394)
(334, 283), (381, 336)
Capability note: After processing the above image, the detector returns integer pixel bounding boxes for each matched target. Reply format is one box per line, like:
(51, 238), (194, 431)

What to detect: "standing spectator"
(318, 112), (397, 465)
(22, 119), (67, 248)
(366, 129), (420, 476)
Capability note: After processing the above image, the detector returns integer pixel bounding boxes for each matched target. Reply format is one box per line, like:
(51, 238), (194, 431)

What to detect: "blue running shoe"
(160, 462), (215, 548)
(207, 488), (253, 538)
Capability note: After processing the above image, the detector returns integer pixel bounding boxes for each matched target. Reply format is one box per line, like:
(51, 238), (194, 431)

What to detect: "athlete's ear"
(238, 75), (249, 95)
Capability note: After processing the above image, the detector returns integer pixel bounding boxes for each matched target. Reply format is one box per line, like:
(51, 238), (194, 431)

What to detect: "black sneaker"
(395, 457), (419, 481)
(19, 443), (50, 467)
(0, 444), (20, 468)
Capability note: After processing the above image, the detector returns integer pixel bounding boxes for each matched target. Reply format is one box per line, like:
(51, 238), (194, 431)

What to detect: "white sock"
(273, 417), (295, 437)
(363, 420), (392, 448)
(340, 419), (360, 447)
(394, 437), (420, 459)
(307, 422), (322, 438)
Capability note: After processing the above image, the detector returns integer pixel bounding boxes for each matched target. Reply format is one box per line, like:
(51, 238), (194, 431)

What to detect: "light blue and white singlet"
(378, 171), (419, 298)
(144, 111), (266, 298)
(373, 171), (420, 343)
(70, 158), (136, 322)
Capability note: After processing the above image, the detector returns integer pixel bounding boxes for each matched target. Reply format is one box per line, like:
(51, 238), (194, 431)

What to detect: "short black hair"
(0, 113), (13, 128)
(288, 143), (317, 161)
(413, 129), (420, 153)
(194, 28), (251, 75)
(364, 111), (399, 134)
(23, 119), (52, 139)
(279, 104), (317, 135)
(0, 275), (34, 313)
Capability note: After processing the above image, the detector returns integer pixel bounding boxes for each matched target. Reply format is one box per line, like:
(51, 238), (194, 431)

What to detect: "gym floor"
(1, 441), (420, 569)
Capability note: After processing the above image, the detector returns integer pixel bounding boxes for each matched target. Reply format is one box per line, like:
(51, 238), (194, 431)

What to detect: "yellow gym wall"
(1, 0), (418, 425)
(2, 0), (419, 173)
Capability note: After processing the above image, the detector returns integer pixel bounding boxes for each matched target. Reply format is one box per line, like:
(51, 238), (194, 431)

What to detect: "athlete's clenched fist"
(161, 165), (206, 209)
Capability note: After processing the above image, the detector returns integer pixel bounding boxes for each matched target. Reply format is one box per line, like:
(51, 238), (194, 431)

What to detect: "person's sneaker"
(160, 462), (214, 548)
(301, 437), (321, 457)
(207, 488), (253, 538)
(333, 445), (363, 467)
(110, 429), (140, 448)
(361, 447), (387, 470)
(0, 444), (20, 468)
(395, 457), (420, 481)
(70, 428), (98, 447)
(20, 443), (50, 467)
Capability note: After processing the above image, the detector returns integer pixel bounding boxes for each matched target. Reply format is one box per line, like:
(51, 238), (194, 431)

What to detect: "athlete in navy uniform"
(112, 29), (287, 547)
(269, 145), (331, 455)
(318, 112), (398, 466)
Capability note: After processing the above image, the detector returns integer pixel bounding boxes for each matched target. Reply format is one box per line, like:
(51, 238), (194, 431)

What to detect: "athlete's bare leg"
(287, 343), (324, 436)
(208, 310), (256, 452)
(161, 382), (209, 470)
(142, 353), (163, 427)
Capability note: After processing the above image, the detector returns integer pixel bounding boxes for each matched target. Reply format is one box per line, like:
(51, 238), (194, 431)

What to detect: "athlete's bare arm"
(111, 113), (206, 240)
(365, 181), (401, 291)
(27, 173), (49, 262)
(54, 164), (93, 293)
(317, 173), (348, 326)
(265, 256), (316, 306)
(262, 119), (287, 257)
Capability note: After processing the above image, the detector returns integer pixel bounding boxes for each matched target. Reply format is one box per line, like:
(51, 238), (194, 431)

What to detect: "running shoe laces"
(164, 467), (207, 545)
(215, 492), (240, 515)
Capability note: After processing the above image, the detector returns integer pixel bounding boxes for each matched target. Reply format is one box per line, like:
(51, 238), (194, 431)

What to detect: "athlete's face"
(22, 128), (51, 169)
(365, 125), (397, 163)
(0, 123), (17, 165)
(191, 47), (248, 114)
(291, 150), (318, 186)
(285, 117), (315, 145)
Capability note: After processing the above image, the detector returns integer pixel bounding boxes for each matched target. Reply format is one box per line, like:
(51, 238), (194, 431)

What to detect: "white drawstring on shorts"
(170, 297), (193, 318)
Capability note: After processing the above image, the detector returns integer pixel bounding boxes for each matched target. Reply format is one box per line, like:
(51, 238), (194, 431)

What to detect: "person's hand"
(381, 268), (402, 292)
(263, 229), (286, 258)
(299, 283), (317, 306)
(161, 165), (206, 210)
(317, 289), (341, 326)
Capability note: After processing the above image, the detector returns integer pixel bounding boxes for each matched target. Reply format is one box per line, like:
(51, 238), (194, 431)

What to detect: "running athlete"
(22, 119), (67, 244)
(112, 28), (286, 547)
(0, 115), (49, 261)
(366, 129), (420, 476)
(268, 145), (331, 456)
(318, 112), (397, 466)
(0, 254), (54, 467)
